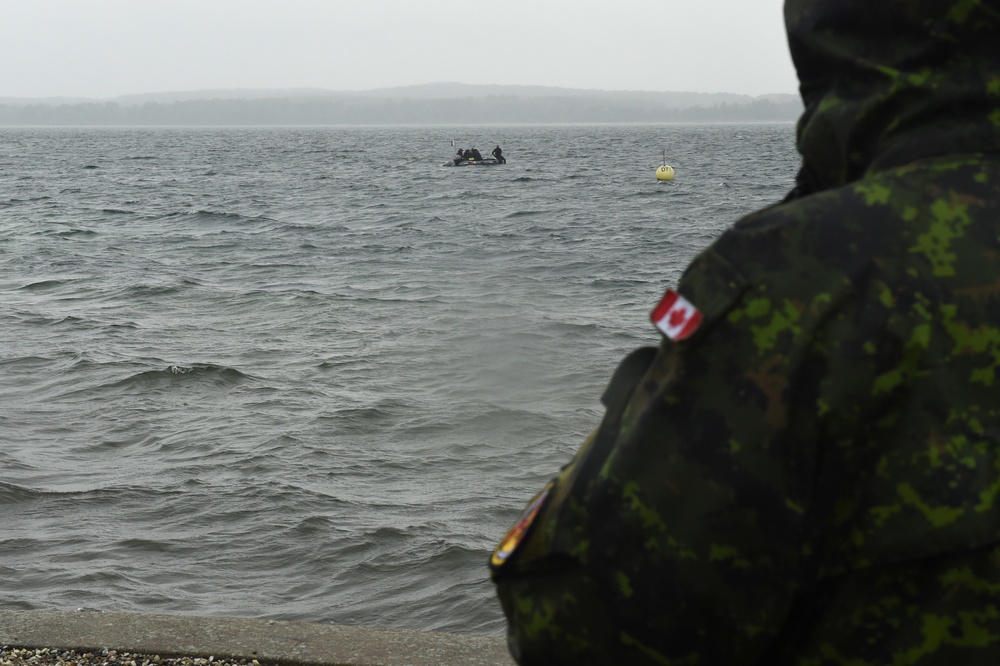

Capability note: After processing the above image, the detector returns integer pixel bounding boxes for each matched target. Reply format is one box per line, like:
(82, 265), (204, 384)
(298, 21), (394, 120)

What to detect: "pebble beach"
(1, 648), (265, 666)
(0, 609), (516, 666)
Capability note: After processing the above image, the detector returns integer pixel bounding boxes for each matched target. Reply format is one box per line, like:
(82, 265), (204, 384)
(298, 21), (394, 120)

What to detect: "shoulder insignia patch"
(490, 481), (553, 571)
(651, 289), (703, 341)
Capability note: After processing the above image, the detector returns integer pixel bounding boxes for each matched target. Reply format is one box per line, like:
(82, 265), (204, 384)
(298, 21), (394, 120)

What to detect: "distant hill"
(0, 83), (803, 126)
(347, 83), (789, 108)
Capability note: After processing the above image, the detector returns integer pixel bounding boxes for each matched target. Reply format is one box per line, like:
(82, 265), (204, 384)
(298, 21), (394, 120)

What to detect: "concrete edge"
(0, 610), (516, 666)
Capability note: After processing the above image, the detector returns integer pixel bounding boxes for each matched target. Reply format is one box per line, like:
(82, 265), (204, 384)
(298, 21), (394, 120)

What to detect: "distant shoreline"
(0, 84), (802, 127)
(0, 121), (798, 129)
(0, 82), (800, 106)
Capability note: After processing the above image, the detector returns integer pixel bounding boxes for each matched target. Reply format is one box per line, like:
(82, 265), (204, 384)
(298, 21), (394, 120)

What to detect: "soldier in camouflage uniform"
(489, 0), (1000, 663)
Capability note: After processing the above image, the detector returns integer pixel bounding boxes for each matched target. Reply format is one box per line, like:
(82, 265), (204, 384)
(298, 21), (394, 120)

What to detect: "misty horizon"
(0, 82), (801, 107)
(0, 83), (802, 126)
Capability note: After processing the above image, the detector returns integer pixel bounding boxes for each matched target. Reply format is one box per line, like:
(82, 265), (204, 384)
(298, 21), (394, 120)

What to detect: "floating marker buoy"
(656, 164), (675, 181)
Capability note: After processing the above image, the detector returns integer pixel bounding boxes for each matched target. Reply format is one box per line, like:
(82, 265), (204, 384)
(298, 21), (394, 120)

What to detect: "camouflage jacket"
(491, 0), (1000, 664)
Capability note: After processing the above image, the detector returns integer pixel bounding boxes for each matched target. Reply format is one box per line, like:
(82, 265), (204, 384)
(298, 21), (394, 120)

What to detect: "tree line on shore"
(0, 95), (801, 126)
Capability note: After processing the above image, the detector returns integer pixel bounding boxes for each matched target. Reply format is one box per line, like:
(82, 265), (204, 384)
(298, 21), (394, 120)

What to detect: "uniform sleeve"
(491, 246), (829, 665)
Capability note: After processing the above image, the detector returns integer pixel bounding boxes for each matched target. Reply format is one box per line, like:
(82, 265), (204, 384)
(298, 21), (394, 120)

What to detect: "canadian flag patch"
(650, 289), (703, 341)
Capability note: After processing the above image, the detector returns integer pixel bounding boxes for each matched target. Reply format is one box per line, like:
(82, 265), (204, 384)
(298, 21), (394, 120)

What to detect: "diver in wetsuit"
(492, 145), (506, 164)
(471, 148), (484, 160)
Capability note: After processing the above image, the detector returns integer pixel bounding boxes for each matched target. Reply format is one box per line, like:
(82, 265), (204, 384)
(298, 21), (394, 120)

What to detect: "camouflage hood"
(785, 0), (1000, 195)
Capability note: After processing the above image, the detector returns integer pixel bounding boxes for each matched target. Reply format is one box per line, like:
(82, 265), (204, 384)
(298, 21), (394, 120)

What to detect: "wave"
(0, 354), (55, 371)
(107, 321), (140, 331)
(0, 481), (40, 503)
(20, 279), (65, 290)
(118, 283), (184, 298)
(29, 314), (90, 328)
(504, 209), (549, 218)
(56, 364), (252, 400)
(154, 364), (250, 385)
(587, 276), (649, 288)
(55, 228), (98, 237)
(313, 398), (411, 434)
(78, 433), (164, 454)
(154, 209), (275, 225)
(188, 209), (245, 221)
(392, 220), (425, 231)
(546, 319), (605, 337)
(0, 481), (183, 505)
(633, 187), (674, 197)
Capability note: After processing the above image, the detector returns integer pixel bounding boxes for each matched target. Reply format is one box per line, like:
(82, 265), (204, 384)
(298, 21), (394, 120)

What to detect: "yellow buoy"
(656, 164), (675, 181)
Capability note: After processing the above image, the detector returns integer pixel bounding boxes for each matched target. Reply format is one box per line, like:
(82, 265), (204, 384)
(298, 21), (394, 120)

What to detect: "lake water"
(0, 123), (799, 634)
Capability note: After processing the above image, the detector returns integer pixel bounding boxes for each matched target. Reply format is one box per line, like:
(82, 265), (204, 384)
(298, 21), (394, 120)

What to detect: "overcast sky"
(2, 0), (799, 99)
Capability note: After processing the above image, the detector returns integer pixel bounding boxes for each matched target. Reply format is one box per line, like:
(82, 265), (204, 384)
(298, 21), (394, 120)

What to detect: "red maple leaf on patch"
(650, 289), (703, 342)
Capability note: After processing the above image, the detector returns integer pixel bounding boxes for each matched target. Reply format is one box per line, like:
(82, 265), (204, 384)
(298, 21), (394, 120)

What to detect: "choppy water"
(0, 124), (799, 634)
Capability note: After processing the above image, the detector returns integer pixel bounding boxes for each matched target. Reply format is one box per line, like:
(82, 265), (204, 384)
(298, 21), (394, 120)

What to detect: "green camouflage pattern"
(490, 0), (1000, 663)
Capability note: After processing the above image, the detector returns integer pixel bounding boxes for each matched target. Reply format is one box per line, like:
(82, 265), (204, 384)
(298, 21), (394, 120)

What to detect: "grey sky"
(2, 0), (799, 99)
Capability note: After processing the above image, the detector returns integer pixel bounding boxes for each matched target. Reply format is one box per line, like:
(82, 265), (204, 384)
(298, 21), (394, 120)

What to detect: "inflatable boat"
(442, 157), (505, 167)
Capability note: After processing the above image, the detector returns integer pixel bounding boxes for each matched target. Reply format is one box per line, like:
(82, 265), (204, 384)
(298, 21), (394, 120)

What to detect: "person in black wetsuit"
(471, 147), (484, 160)
(492, 144), (506, 164)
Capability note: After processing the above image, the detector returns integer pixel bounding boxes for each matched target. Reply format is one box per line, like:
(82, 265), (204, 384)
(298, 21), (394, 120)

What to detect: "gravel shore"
(0, 609), (516, 666)
(1, 648), (266, 666)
